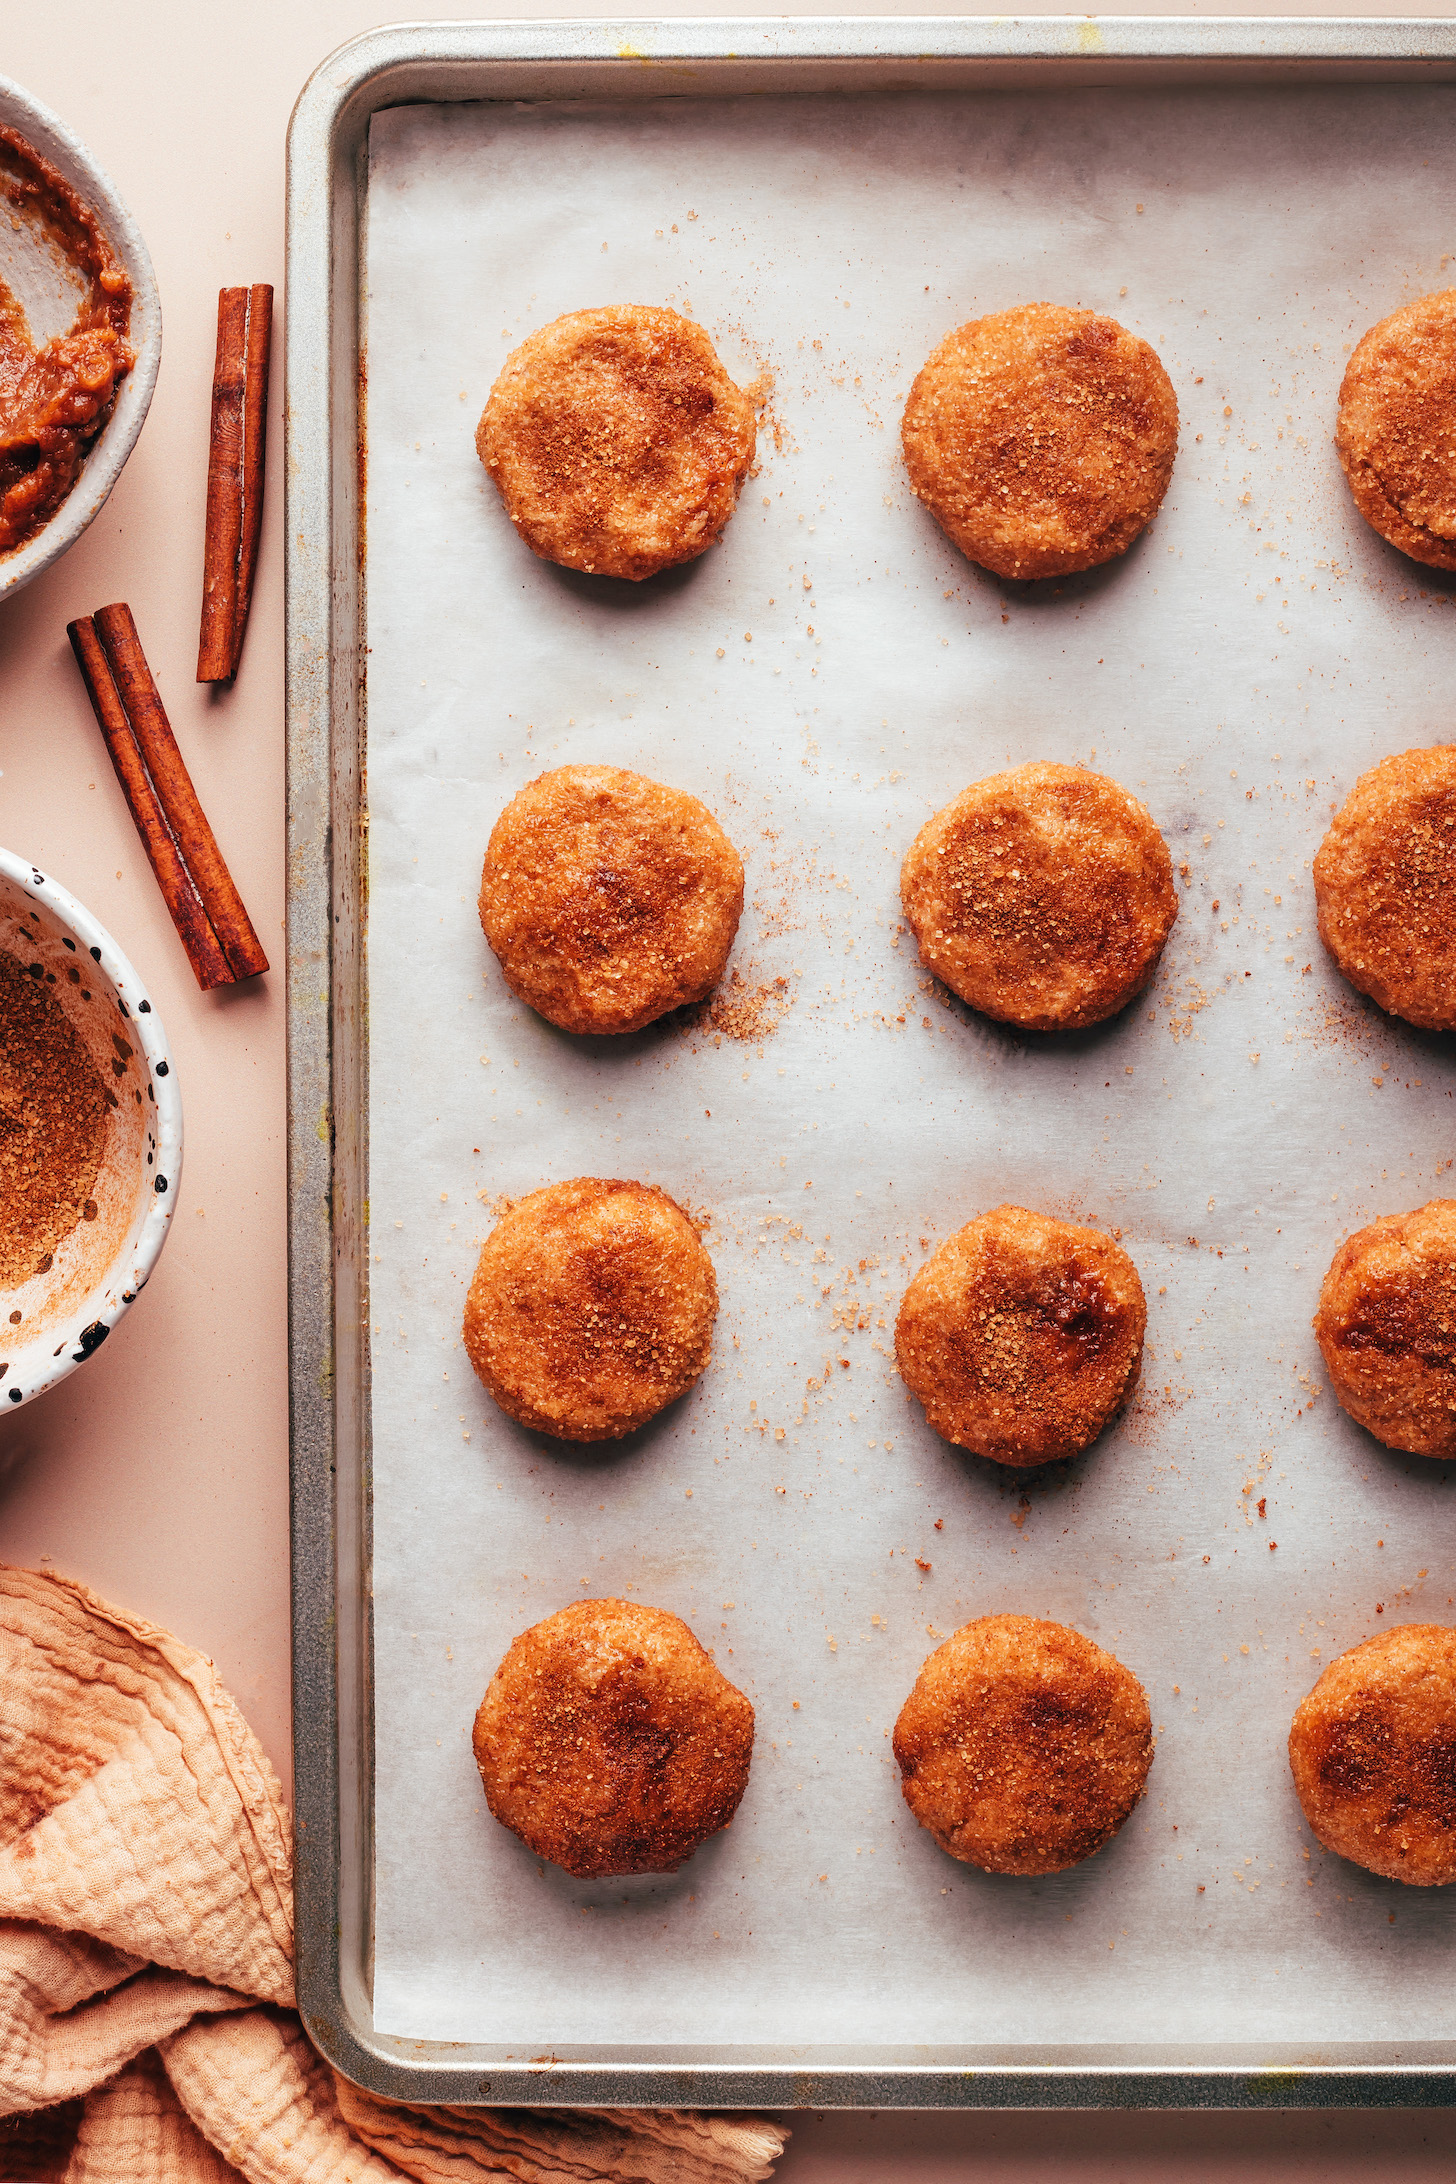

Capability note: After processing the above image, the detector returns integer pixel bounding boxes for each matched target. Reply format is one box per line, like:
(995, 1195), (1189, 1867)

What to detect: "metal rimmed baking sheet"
(287, 19), (1456, 2107)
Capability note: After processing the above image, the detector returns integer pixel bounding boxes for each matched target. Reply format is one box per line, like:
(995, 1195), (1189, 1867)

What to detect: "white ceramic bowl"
(0, 75), (162, 603)
(0, 849), (182, 1410)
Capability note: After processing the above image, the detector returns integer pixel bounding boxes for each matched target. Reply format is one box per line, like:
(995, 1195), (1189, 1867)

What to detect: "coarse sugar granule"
(707, 967), (790, 1042)
(0, 949), (108, 1291)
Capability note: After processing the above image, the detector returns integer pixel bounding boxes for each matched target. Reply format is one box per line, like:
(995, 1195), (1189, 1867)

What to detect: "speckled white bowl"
(0, 848), (182, 1410)
(0, 74), (161, 603)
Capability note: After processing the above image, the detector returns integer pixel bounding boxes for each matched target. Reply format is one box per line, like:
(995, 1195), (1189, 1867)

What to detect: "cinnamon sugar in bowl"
(0, 849), (181, 1409)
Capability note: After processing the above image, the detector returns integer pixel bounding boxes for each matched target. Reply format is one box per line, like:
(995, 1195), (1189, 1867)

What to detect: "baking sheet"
(363, 82), (1456, 2050)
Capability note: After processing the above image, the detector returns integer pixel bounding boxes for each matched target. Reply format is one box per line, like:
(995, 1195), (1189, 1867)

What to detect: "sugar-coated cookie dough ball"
(894, 1615), (1153, 1874)
(896, 1204), (1146, 1467)
(480, 765), (744, 1035)
(463, 1178), (717, 1442)
(474, 1598), (755, 1877)
(1336, 291), (1456, 569)
(900, 762), (1177, 1030)
(1289, 1625), (1456, 1885)
(476, 305), (756, 580)
(901, 303), (1179, 580)
(1314, 1200), (1456, 1457)
(1313, 745), (1456, 1030)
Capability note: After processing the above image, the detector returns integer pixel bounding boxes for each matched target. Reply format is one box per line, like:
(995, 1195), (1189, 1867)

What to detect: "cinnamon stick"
(68, 604), (269, 990)
(196, 288), (246, 681)
(197, 283), (272, 683)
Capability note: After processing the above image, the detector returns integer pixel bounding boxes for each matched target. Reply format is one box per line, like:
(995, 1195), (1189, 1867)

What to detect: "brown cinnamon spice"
(197, 283), (272, 681)
(0, 950), (108, 1291)
(68, 603), (268, 991)
(707, 968), (790, 1041)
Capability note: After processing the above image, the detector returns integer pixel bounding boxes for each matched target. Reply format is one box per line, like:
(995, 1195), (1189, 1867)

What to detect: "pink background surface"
(2, 5), (1454, 2170)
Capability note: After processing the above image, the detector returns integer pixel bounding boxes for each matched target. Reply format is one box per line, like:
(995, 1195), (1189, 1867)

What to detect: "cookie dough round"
(900, 303), (1179, 580)
(894, 1614), (1153, 1875)
(474, 1598), (755, 1877)
(1314, 1199), (1456, 1458)
(475, 305), (756, 580)
(896, 1204), (1146, 1467)
(480, 765), (745, 1035)
(463, 1178), (717, 1442)
(1313, 745), (1456, 1030)
(1289, 1625), (1456, 1885)
(1335, 290), (1456, 569)
(900, 762), (1177, 1030)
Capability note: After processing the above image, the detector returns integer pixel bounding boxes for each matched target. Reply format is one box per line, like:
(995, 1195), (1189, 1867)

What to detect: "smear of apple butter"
(0, 125), (134, 558)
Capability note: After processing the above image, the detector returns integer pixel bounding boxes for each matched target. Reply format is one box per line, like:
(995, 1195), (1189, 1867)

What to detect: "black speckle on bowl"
(7, 1388), (20, 1402)
(72, 1321), (109, 1362)
(154, 1174), (168, 1194)
(155, 1059), (169, 1076)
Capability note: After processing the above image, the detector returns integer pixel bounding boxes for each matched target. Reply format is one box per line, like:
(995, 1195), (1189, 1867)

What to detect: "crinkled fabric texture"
(0, 1567), (787, 2183)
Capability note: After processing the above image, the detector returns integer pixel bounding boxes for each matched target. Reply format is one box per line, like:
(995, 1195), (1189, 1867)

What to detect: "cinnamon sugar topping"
(0, 949), (108, 1291)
